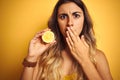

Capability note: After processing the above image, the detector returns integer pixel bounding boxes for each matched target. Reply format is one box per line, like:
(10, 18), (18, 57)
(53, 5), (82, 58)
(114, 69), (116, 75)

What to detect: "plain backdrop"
(0, 0), (120, 80)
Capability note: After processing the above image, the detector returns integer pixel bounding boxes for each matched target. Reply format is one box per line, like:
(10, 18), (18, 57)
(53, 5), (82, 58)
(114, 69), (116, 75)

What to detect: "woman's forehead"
(58, 2), (83, 14)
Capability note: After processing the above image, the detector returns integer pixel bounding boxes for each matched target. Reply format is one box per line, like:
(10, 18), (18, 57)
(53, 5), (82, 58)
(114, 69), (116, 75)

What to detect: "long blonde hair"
(37, 0), (96, 80)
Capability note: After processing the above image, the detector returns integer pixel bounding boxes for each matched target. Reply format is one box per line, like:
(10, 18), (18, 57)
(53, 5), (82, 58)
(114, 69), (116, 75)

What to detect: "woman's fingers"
(66, 27), (89, 50)
(69, 27), (78, 36)
(67, 27), (77, 42)
(66, 31), (74, 46)
(48, 40), (57, 47)
(34, 28), (50, 38)
(32, 28), (51, 43)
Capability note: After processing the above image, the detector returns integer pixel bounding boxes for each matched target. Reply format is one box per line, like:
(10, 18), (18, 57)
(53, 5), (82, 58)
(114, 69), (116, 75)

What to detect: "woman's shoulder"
(95, 49), (105, 57)
(94, 49), (109, 66)
(93, 50), (113, 80)
(94, 49), (106, 60)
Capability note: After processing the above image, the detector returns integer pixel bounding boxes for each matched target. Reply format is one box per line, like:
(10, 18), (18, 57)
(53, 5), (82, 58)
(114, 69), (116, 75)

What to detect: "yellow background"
(0, 0), (120, 80)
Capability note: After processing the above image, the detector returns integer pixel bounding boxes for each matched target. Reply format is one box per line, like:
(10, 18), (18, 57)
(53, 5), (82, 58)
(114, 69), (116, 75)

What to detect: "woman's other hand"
(27, 28), (56, 61)
(66, 27), (89, 63)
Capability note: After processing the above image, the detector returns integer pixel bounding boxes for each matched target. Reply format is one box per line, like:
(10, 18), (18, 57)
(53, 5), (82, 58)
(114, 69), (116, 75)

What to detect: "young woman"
(21, 0), (113, 80)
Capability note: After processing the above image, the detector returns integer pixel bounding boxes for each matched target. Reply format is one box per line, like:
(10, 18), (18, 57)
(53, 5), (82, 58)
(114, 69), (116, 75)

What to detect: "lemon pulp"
(42, 31), (55, 43)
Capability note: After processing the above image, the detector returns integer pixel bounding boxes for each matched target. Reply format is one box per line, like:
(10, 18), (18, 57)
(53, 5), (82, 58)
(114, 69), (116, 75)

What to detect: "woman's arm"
(80, 49), (113, 80)
(21, 28), (56, 80)
(20, 56), (38, 80)
(66, 27), (112, 80)
(94, 50), (113, 80)
(80, 53), (102, 80)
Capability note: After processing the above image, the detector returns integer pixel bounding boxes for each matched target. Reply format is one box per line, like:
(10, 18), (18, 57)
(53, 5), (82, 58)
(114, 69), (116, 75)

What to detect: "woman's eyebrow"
(58, 13), (68, 16)
(72, 11), (82, 14)
(58, 11), (82, 16)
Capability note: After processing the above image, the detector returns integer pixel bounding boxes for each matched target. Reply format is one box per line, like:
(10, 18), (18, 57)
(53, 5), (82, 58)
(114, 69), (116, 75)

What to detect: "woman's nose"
(67, 17), (73, 27)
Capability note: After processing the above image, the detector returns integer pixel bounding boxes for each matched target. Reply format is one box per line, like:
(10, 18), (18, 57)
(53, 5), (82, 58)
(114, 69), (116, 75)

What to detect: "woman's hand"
(66, 27), (90, 63)
(28, 28), (56, 61)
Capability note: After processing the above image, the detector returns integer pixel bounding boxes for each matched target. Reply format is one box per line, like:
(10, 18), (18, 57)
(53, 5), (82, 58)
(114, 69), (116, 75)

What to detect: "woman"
(21, 0), (113, 80)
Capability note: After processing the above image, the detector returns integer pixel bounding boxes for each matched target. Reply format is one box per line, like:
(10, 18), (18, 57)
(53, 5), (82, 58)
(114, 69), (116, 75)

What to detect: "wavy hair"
(37, 0), (96, 80)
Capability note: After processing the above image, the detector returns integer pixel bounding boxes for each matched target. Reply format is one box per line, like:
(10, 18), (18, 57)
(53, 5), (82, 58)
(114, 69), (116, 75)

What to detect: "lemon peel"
(42, 31), (55, 43)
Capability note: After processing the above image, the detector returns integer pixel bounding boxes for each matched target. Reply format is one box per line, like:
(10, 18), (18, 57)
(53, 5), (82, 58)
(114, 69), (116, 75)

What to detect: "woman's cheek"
(60, 27), (67, 37)
(58, 20), (67, 37)
(75, 24), (84, 35)
(58, 24), (66, 37)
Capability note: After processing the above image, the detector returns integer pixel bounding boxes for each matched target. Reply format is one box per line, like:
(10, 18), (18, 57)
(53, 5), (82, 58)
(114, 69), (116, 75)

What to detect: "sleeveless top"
(63, 56), (96, 80)
(63, 72), (77, 80)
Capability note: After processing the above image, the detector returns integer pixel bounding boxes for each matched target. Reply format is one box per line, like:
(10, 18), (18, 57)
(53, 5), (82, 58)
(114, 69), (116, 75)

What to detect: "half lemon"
(42, 31), (55, 43)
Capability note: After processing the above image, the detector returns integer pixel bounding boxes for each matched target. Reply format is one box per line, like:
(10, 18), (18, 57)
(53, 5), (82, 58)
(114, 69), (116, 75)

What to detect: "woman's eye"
(59, 15), (67, 20)
(74, 14), (80, 18)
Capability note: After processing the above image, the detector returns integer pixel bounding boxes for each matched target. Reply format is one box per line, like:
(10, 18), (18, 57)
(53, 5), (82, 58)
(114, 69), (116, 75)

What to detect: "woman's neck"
(61, 47), (75, 75)
(62, 48), (73, 61)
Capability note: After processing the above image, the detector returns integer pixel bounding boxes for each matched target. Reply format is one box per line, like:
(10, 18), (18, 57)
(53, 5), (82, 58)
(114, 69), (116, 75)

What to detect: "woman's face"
(57, 2), (84, 37)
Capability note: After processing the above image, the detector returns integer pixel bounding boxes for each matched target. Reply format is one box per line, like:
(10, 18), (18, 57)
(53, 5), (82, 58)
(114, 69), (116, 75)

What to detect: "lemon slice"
(42, 31), (55, 43)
